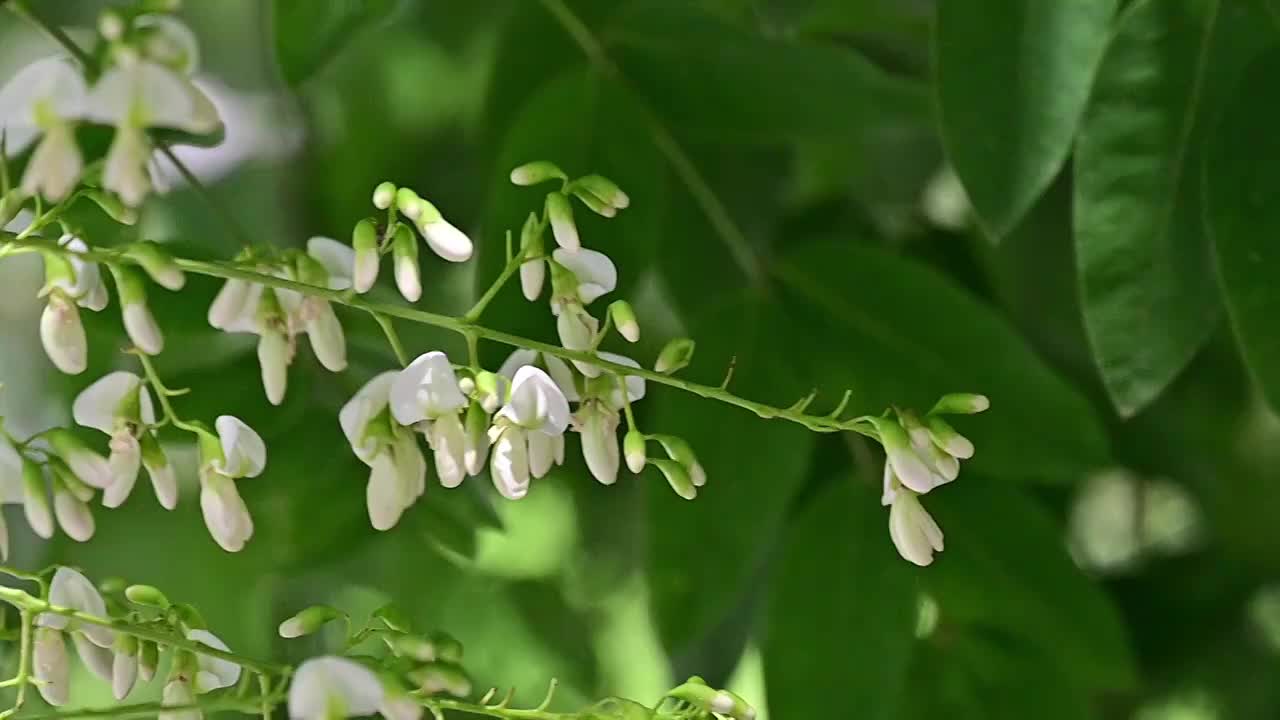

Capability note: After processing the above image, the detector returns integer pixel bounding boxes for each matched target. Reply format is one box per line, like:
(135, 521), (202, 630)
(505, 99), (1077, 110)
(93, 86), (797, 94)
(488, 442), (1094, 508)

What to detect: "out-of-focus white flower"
(186, 629), (241, 692)
(159, 676), (198, 720)
(195, 416), (264, 551)
(340, 372), (426, 530)
(288, 656), (384, 720)
(0, 57), (86, 201)
(883, 469), (944, 567)
(38, 567), (115, 647)
(72, 371), (159, 507)
(552, 248), (616, 307)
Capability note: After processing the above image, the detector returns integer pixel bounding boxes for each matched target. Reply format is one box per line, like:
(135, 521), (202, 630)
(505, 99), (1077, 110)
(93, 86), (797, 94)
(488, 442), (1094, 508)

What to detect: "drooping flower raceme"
(72, 371), (178, 509)
(196, 415), (266, 551)
(488, 366), (571, 500)
(0, 57), (86, 201)
(341, 372), (426, 531)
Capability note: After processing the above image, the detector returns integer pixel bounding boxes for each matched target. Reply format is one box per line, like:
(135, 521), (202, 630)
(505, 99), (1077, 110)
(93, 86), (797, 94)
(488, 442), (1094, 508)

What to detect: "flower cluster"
(0, 372), (265, 555)
(31, 567), (238, 710)
(0, 4), (219, 207)
(871, 393), (989, 566)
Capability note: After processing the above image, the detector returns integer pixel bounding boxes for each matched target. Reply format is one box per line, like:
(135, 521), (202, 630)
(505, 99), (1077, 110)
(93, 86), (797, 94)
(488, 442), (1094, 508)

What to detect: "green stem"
(465, 243), (530, 324)
(0, 586), (286, 676)
(0, 232), (877, 438)
(13, 695), (285, 720)
(134, 353), (202, 434)
(155, 145), (253, 250)
(372, 311), (409, 367)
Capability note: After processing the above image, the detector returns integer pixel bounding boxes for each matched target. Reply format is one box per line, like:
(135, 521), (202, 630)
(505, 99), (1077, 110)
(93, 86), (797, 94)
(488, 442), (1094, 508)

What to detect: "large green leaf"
(764, 480), (917, 720)
(1204, 48), (1280, 415)
(776, 241), (1107, 480)
(272, 0), (398, 85)
(606, 2), (929, 143)
(1073, 0), (1266, 416)
(645, 296), (814, 656)
(934, 0), (1117, 237)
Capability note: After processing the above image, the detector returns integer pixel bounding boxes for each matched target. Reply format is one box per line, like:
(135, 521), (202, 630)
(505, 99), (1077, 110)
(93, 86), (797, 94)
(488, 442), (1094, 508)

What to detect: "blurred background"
(4, 1), (1280, 718)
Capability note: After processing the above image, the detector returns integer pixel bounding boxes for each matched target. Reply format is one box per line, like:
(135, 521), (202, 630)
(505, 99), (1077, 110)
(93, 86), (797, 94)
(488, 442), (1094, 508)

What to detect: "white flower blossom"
(40, 293), (87, 375)
(72, 372), (159, 507)
(0, 57), (86, 201)
(552, 248), (617, 306)
(38, 567), (115, 647)
(33, 627), (69, 706)
(288, 656), (384, 720)
(497, 349), (579, 402)
(186, 629), (241, 692)
(159, 676), (198, 720)
(341, 372), (426, 530)
(488, 367), (570, 499)
(196, 416), (264, 551)
(112, 646), (138, 700)
(555, 307), (599, 378)
(883, 469), (944, 567)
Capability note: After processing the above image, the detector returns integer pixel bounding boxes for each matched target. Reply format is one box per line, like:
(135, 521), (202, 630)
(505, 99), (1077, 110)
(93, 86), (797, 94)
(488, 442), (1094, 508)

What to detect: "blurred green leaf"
(924, 479), (1136, 691)
(272, 0), (397, 85)
(1204, 47), (1280, 415)
(935, 0), (1116, 237)
(776, 240), (1107, 480)
(764, 479), (917, 720)
(607, 1), (929, 143)
(645, 295), (814, 655)
(1073, 0), (1266, 416)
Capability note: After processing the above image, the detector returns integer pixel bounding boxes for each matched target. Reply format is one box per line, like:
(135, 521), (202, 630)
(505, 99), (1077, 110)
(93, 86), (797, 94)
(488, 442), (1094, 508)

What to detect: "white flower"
(288, 656), (384, 720)
(871, 416), (938, 495)
(159, 676), (198, 720)
(38, 567), (115, 647)
(495, 367), (570, 435)
(419, 218), (474, 263)
(74, 632), (114, 682)
(85, 59), (217, 205)
(21, 458), (53, 540)
(578, 402), (620, 486)
(545, 192), (578, 252)
(186, 629), (241, 692)
(40, 293), (87, 375)
(883, 470), (944, 566)
(33, 627), (69, 706)
(555, 306), (599, 378)
(72, 371), (159, 507)
(113, 648), (138, 700)
(208, 415), (267, 479)
(497, 349), (578, 402)
(196, 416), (264, 551)
(552, 248), (617, 305)
(307, 237), (356, 291)
(258, 325), (290, 406)
(390, 352), (468, 425)
(199, 473), (253, 552)
(0, 57), (86, 201)
(53, 483), (95, 541)
(60, 236), (110, 311)
(489, 426), (529, 500)
(340, 373), (426, 530)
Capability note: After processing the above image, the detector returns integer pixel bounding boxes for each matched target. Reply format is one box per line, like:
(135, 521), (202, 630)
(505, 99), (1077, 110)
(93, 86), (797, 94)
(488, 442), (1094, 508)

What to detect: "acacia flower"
(72, 371), (175, 508)
(196, 415), (265, 551)
(396, 189), (474, 263)
(36, 568), (118, 688)
(39, 236), (109, 375)
(574, 353), (645, 486)
(186, 629), (241, 692)
(0, 57), (86, 201)
(391, 352), (469, 489)
(341, 372), (426, 531)
(288, 656), (384, 720)
(882, 469), (944, 566)
(488, 366), (570, 499)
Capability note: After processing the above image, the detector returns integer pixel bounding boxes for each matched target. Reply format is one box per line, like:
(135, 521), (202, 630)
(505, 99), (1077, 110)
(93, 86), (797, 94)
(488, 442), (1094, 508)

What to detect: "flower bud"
(53, 478), (95, 541)
(138, 640), (159, 681)
(34, 627), (69, 706)
(868, 416), (935, 494)
(510, 160), (566, 186)
(623, 430), (646, 474)
(98, 10), (126, 41)
(464, 400), (490, 476)
(654, 338), (694, 374)
(125, 241), (185, 290)
(391, 633), (436, 661)
(305, 300), (347, 373)
(112, 265), (164, 355)
(41, 292), (87, 375)
(396, 188), (424, 220)
(409, 661), (472, 698)
(651, 458), (695, 500)
(428, 631), (463, 663)
(208, 278), (254, 330)
(569, 186), (617, 218)
(278, 605), (343, 638)
(125, 584), (170, 608)
(545, 192), (579, 252)
(929, 393), (990, 415)
(22, 458), (54, 539)
(391, 224), (421, 302)
(925, 415), (974, 460)
(256, 290), (290, 406)
(173, 603), (207, 631)
(609, 300), (640, 343)
(373, 181), (398, 210)
(575, 174), (630, 210)
(43, 428), (112, 489)
(665, 680), (720, 713)
(140, 431), (178, 510)
(651, 434), (705, 487)
(519, 212), (546, 301)
(352, 218), (380, 294)
(419, 213), (473, 262)
(112, 634), (139, 700)
(84, 188), (139, 225)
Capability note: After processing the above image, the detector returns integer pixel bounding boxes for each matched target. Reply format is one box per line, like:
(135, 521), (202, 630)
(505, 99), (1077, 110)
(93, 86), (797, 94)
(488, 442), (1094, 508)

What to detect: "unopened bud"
(373, 181), (398, 210)
(352, 218), (380, 294)
(428, 631), (463, 663)
(474, 371), (501, 412)
(49, 461), (93, 501)
(390, 633), (435, 661)
(510, 161), (567, 186)
(396, 188), (423, 219)
(545, 192), (579, 252)
(125, 584), (170, 608)
(125, 241), (184, 290)
(278, 605), (343, 638)
(651, 434), (705, 487)
(84, 188), (138, 225)
(925, 415), (974, 460)
(98, 10), (126, 42)
(53, 478), (94, 541)
(172, 602), (206, 630)
(665, 681), (720, 713)
(575, 174), (630, 210)
(569, 186), (616, 218)
(654, 338), (694, 374)
(22, 458), (53, 539)
(111, 635), (138, 700)
(391, 224), (421, 303)
(519, 212), (546, 301)
(609, 300), (639, 343)
(409, 661), (471, 698)
(650, 459), (695, 500)
(43, 427), (111, 489)
(111, 265), (164, 355)
(623, 430), (646, 474)
(41, 292), (87, 375)
(464, 400), (490, 476)
(929, 393), (990, 415)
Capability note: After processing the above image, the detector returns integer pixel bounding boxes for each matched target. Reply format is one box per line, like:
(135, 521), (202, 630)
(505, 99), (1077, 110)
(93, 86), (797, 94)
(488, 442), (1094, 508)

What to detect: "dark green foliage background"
(6, 0), (1280, 716)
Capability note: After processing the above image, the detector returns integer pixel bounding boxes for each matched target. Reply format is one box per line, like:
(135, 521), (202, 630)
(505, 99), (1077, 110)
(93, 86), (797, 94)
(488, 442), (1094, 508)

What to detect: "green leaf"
(776, 240), (1107, 480)
(934, 0), (1117, 237)
(645, 296), (814, 654)
(272, 0), (397, 86)
(1073, 0), (1267, 416)
(764, 479), (918, 720)
(607, 2), (929, 143)
(923, 479), (1136, 691)
(1204, 47), (1280, 415)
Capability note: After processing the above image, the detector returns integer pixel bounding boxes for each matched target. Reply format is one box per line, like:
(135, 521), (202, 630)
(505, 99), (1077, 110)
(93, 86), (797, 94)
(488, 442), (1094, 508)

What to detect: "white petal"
(33, 628), (69, 706)
(496, 349), (538, 380)
(553, 248), (617, 303)
(542, 355), (580, 402)
(73, 371), (144, 434)
(258, 330), (290, 406)
(21, 124), (83, 202)
(47, 567), (114, 646)
(0, 57), (85, 126)
(381, 695), (425, 720)
(490, 427), (529, 500)
(520, 258), (545, 301)
(888, 492), (941, 567)
(72, 632), (114, 681)
(395, 252), (421, 302)
(288, 656), (384, 720)
(103, 435), (140, 508)
(881, 460), (898, 507)
(305, 301), (347, 372)
(112, 650), (138, 700)
(187, 629), (241, 691)
(556, 309), (599, 378)
(339, 372), (396, 464)
(215, 415), (266, 478)
(580, 408), (620, 486)
(888, 446), (936, 495)
(208, 278), (252, 329)
(199, 474), (253, 552)
(41, 296), (87, 375)
(101, 124), (152, 207)
(124, 302), (164, 355)
(393, 429), (426, 499)
(597, 352), (645, 407)
(145, 456), (178, 510)
(430, 413), (467, 489)
(527, 431), (554, 479)
(307, 236), (355, 289)
(0, 436), (23, 503)
(23, 467), (54, 540)
(54, 488), (94, 541)
(421, 219), (473, 262)
(366, 453), (404, 531)
(160, 678), (198, 720)
(354, 244), (379, 294)
(496, 366), (570, 434)
(390, 352), (467, 425)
